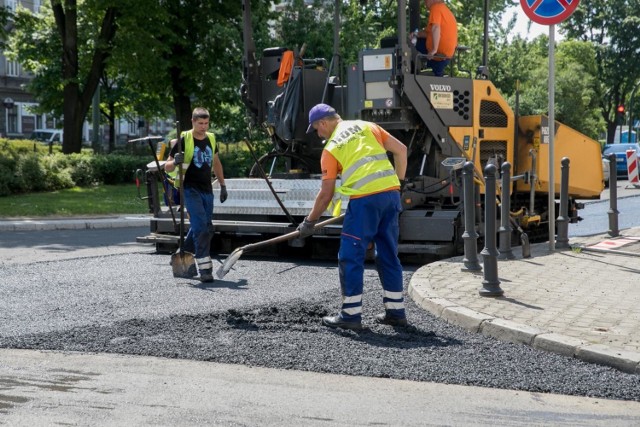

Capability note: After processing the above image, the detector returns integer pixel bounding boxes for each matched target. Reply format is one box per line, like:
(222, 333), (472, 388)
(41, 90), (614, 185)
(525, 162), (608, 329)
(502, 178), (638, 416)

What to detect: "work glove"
(297, 217), (318, 238)
(173, 152), (184, 166)
(220, 185), (228, 203)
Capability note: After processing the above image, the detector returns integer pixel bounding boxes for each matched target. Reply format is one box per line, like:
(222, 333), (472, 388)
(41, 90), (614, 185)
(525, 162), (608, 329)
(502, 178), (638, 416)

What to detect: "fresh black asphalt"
(0, 247), (638, 402)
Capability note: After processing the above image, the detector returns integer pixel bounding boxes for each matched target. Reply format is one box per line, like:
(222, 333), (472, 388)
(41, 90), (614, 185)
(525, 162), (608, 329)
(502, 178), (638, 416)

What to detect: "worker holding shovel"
(166, 107), (228, 283)
(299, 103), (408, 330)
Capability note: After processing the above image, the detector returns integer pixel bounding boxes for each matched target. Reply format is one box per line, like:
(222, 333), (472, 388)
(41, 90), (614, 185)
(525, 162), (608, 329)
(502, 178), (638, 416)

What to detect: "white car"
(602, 156), (610, 187)
(30, 129), (63, 145)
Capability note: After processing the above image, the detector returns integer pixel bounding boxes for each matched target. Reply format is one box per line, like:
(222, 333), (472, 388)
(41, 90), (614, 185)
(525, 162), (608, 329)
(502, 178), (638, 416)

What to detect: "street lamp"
(2, 97), (14, 137)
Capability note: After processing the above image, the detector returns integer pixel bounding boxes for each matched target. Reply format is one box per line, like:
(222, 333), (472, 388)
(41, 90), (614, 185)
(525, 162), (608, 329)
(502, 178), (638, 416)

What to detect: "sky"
(502, 4), (564, 41)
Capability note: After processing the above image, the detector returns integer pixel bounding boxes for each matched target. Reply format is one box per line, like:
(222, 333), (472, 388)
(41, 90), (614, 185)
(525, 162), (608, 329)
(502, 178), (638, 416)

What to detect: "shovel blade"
(216, 248), (243, 279)
(171, 251), (196, 278)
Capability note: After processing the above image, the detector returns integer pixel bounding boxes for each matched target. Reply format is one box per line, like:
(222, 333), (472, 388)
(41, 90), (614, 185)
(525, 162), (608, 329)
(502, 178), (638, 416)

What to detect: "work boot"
(186, 263), (198, 278)
(197, 269), (214, 283)
(321, 315), (362, 331)
(374, 312), (408, 327)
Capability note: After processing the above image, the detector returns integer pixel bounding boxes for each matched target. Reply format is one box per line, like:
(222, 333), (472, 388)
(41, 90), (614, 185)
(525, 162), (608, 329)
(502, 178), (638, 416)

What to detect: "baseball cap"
(306, 103), (337, 133)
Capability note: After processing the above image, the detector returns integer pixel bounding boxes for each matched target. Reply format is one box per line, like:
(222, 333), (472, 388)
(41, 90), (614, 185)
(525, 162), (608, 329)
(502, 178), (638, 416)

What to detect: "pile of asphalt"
(1, 253), (638, 402)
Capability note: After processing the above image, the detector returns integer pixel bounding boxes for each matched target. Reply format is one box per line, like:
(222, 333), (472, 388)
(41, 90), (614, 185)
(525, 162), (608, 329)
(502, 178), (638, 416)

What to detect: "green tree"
(562, 0), (640, 143)
(9, 1), (135, 153)
(94, 2), (172, 152)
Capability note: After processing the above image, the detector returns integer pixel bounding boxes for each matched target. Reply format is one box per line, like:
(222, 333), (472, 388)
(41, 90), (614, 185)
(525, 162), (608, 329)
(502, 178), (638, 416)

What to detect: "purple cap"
(306, 103), (337, 133)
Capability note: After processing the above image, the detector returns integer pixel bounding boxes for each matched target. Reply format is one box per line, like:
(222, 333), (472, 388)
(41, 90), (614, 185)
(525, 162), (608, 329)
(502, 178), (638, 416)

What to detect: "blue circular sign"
(520, 0), (580, 25)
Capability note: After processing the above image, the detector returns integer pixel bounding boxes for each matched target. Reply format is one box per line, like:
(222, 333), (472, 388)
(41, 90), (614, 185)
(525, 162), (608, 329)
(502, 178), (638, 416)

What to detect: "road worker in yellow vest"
(166, 107), (227, 283)
(298, 103), (408, 330)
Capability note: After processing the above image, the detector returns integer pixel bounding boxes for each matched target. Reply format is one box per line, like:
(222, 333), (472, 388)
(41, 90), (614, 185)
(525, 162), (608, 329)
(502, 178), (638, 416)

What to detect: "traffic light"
(617, 105), (625, 124)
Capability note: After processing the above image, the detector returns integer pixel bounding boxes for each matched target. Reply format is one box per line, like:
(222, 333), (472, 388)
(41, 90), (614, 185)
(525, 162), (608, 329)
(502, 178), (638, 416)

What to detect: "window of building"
(5, 0), (17, 13)
(6, 60), (20, 77)
(6, 108), (17, 135)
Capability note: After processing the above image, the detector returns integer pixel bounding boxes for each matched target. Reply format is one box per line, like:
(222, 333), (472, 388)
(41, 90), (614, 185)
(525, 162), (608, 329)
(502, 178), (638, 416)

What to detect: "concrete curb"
(0, 215), (151, 232)
(408, 279), (640, 375)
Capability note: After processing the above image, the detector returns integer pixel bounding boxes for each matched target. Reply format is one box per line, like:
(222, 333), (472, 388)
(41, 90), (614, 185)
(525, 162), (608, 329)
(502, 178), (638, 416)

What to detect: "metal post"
(607, 153), (619, 237)
(480, 164), (503, 297)
(629, 81), (639, 142)
(461, 162), (481, 271)
(556, 157), (570, 249)
(92, 86), (100, 152)
(528, 149), (537, 214)
(548, 25), (556, 252)
(498, 162), (515, 259)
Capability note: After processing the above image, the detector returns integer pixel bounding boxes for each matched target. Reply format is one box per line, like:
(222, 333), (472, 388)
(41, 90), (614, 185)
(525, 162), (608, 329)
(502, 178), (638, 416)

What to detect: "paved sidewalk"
(408, 229), (640, 374)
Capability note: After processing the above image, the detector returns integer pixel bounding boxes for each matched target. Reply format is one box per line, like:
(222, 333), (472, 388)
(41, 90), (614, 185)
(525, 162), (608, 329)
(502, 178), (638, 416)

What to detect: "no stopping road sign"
(520, 0), (580, 25)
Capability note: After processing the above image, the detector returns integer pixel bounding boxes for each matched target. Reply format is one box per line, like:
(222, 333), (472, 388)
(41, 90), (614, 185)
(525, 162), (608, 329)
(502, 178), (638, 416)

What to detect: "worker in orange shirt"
(417, 0), (458, 77)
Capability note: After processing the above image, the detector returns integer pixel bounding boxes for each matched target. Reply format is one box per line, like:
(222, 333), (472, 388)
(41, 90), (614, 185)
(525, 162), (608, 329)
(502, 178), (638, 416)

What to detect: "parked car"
(29, 129), (63, 145)
(602, 143), (640, 177)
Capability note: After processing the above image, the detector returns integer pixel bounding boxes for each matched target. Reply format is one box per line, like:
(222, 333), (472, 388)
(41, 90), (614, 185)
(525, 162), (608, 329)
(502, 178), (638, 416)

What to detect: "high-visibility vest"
(173, 130), (216, 187)
(325, 120), (399, 215)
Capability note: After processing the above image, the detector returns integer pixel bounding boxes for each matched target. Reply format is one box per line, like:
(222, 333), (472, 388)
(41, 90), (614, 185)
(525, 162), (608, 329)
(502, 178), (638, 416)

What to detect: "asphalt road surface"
(571, 186), (640, 236)
(1, 226), (639, 411)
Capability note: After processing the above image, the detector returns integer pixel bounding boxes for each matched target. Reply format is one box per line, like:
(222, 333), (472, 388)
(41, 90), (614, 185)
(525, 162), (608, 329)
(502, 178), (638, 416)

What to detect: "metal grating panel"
(479, 140), (508, 168)
(479, 100), (508, 128)
(212, 178), (348, 216)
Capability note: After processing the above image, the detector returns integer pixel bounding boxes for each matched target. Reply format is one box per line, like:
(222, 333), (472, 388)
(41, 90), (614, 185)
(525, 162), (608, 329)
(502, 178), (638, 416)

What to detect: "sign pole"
(521, 0), (581, 252)
(548, 25), (555, 251)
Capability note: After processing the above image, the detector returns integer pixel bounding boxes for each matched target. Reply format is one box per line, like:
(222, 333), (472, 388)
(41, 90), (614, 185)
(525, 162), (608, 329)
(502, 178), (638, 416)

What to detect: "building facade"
(0, 0), (66, 138)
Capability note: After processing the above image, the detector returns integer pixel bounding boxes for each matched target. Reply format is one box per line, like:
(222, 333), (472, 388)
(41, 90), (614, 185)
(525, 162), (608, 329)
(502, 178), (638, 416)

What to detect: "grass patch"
(0, 184), (150, 218)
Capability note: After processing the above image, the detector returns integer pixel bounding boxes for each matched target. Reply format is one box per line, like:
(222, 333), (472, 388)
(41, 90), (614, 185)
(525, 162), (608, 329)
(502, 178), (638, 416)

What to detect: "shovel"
(216, 214), (345, 279)
(171, 121), (196, 277)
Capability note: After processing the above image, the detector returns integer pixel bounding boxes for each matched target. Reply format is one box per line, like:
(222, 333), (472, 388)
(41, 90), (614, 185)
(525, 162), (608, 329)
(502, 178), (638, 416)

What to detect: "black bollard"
(480, 164), (503, 296)
(461, 162), (481, 271)
(498, 162), (515, 259)
(607, 153), (619, 237)
(556, 157), (570, 249)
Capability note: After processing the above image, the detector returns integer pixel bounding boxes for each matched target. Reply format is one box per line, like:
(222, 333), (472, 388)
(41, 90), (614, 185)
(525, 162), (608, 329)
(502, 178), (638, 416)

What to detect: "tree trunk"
(169, 63), (192, 132)
(606, 120), (619, 145)
(52, 1), (119, 154)
(62, 89), (86, 153)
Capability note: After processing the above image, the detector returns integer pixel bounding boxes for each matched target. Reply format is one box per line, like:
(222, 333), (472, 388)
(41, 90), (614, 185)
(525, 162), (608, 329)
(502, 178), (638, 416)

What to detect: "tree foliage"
(9, 0), (132, 153)
(562, 0), (640, 143)
(6, 0), (639, 153)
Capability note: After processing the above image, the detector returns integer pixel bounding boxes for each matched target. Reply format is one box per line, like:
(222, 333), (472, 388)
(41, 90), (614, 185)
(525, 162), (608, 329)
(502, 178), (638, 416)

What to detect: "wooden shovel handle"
(240, 214), (345, 253)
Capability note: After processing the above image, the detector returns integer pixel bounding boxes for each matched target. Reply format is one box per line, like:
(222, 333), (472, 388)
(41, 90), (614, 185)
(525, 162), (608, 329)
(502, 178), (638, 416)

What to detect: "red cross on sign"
(520, 0), (580, 25)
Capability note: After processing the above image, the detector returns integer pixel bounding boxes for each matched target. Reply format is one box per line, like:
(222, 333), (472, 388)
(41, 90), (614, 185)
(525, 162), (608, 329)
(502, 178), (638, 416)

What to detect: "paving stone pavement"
(408, 228), (640, 374)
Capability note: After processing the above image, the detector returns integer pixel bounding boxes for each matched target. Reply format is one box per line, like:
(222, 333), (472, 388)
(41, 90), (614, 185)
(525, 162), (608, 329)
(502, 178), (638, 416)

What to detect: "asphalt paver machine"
(138, 0), (604, 259)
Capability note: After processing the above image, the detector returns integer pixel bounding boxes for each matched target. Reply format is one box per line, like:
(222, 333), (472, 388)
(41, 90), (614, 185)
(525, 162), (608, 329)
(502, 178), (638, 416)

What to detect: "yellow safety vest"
(325, 120), (399, 215)
(173, 130), (216, 187)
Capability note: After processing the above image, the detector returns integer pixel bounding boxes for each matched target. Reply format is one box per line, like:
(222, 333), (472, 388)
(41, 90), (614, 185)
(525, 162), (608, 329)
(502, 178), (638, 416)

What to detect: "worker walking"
(298, 103), (408, 330)
(165, 107), (228, 283)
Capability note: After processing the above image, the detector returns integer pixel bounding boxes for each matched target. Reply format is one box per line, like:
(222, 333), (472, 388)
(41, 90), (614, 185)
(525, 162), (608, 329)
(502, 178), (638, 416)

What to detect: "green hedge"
(0, 138), (273, 197)
(0, 140), (148, 196)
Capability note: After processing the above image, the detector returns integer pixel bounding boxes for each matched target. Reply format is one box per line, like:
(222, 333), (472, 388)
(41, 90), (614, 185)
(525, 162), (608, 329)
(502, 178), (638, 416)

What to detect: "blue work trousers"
(182, 187), (214, 272)
(338, 190), (405, 322)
